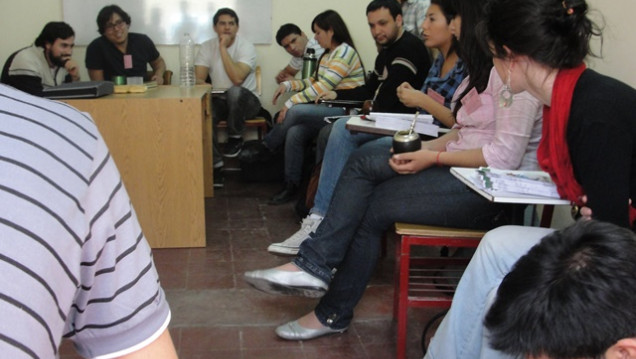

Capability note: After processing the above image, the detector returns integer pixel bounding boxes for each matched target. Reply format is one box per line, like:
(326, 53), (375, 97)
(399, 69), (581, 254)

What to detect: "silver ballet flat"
(275, 320), (347, 340)
(244, 267), (328, 298)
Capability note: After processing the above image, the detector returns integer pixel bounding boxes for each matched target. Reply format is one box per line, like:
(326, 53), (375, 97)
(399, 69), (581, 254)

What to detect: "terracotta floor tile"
(178, 326), (241, 354)
(155, 261), (188, 290)
(352, 318), (396, 345)
(189, 247), (233, 264)
(158, 175), (444, 358)
(352, 284), (396, 319)
(301, 342), (368, 359)
(187, 261), (236, 290)
(186, 351), (242, 359)
(242, 346), (306, 359)
(240, 325), (304, 349)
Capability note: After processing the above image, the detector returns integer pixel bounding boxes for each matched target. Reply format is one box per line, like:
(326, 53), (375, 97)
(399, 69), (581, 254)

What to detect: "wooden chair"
(393, 206), (556, 359)
(216, 66), (268, 139)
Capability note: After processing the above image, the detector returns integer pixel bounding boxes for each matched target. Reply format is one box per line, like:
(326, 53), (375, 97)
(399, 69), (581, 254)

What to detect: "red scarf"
(538, 64), (636, 227)
(537, 64), (586, 206)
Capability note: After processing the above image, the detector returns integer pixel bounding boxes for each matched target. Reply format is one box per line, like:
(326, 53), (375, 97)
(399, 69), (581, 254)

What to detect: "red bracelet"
(436, 151), (442, 166)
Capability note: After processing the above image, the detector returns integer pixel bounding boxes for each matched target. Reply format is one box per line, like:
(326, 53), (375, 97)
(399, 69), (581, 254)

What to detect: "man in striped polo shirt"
(0, 84), (177, 358)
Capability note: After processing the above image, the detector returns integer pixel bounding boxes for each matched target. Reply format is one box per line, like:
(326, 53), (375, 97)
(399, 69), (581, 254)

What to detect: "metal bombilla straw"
(408, 111), (419, 134)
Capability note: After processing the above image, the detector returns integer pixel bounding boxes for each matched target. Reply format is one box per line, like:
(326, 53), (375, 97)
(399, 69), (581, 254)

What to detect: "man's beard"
(47, 50), (68, 68)
(375, 33), (397, 48)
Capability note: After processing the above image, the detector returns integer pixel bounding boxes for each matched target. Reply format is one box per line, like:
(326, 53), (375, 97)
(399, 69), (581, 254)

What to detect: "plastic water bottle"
(301, 48), (317, 79)
(180, 33), (195, 88)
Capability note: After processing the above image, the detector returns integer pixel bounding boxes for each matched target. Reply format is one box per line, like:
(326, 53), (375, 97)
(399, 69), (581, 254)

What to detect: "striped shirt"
(283, 42), (365, 108)
(0, 84), (170, 358)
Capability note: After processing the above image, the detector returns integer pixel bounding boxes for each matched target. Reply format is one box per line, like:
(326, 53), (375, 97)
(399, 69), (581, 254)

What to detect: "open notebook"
(450, 167), (570, 205)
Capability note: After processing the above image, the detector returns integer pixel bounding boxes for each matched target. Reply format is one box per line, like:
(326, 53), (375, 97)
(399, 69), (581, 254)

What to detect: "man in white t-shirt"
(274, 23), (324, 84)
(195, 7), (263, 186)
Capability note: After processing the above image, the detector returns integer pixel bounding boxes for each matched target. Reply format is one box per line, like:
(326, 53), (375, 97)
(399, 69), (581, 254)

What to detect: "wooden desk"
(64, 85), (213, 248)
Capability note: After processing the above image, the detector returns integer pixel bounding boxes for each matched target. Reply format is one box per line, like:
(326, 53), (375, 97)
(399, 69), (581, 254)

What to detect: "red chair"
(393, 223), (486, 359)
(393, 205), (555, 359)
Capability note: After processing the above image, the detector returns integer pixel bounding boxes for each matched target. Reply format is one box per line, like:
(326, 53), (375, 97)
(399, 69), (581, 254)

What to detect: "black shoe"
(239, 141), (275, 163)
(224, 137), (243, 158)
(213, 167), (225, 188)
(268, 183), (298, 205)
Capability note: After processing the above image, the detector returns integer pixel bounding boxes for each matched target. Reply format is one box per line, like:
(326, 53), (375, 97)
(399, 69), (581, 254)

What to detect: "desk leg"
(203, 93), (214, 197)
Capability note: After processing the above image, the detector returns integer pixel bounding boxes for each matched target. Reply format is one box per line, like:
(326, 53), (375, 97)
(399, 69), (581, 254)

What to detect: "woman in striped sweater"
(247, 10), (365, 205)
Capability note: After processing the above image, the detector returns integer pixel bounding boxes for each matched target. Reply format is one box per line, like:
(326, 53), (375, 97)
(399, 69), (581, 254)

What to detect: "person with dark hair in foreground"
(2, 21), (79, 95)
(423, 0), (635, 357)
(485, 220), (636, 359)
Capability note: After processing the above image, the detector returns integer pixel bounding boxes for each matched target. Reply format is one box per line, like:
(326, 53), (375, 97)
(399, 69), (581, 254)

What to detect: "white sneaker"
(268, 216), (323, 256)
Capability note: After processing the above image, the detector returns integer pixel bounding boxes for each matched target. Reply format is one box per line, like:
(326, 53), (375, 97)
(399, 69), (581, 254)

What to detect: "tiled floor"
(60, 171), (443, 359)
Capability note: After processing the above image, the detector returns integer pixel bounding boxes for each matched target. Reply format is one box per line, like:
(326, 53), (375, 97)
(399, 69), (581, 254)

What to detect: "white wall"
(586, 0), (636, 86)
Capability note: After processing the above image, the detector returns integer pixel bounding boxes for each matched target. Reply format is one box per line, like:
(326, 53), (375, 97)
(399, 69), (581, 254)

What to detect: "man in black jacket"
(265, 0), (433, 254)
(322, 0), (431, 115)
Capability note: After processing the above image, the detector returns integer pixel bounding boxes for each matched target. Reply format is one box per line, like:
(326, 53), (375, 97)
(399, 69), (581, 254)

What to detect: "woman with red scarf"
(424, 0), (636, 358)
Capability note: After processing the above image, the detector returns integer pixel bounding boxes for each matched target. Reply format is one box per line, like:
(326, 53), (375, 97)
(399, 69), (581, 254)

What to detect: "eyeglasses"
(105, 19), (126, 32)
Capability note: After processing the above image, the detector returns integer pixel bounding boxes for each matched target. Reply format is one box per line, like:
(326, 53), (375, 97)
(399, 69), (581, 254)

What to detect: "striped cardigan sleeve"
(283, 43), (365, 108)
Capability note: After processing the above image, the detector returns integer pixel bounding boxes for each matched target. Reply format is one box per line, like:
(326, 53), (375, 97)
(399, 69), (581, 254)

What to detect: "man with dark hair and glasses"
(85, 5), (166, 84)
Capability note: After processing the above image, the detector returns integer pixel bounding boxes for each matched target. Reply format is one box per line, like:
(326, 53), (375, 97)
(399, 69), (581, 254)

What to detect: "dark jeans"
(293, 139), (511, 329)
(263, 103), (345, 185)
(212, 86), (261, 165)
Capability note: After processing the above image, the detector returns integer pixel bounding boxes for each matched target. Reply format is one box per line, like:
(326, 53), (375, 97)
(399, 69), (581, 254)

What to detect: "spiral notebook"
(450, 167), (570, 205)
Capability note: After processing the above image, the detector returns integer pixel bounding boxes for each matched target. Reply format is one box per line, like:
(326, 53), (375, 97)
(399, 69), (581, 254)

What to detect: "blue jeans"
(293, 140), (512, 330)
(425, 226), (554, 359)
(212, 86), (261, 165)
(311, 117), (384, 216)
(264, 104), (345, 185)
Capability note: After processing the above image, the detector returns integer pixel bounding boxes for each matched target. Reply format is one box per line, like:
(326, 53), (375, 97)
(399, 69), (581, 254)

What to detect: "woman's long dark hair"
(311, 9), (357, 51)
(448, 0), (493, 118)
(310, 9), (365, 82)
(431, 0), (459, 58)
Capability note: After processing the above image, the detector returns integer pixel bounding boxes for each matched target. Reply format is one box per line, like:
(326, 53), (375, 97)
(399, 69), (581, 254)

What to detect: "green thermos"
(301, 48), (317, 79)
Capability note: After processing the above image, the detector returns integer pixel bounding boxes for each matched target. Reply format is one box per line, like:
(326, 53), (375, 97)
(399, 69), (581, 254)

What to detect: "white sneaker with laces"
(268, 216), (323, 256)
